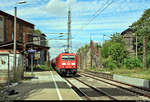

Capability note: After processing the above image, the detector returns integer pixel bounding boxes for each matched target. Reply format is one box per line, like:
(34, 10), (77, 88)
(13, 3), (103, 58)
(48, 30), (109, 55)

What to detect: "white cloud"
(1, 0), (150, 58)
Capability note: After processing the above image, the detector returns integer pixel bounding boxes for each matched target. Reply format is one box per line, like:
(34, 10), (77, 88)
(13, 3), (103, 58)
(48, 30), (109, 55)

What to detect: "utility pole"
(7, 55), (10, 90)
(90, 40), (92, 68)
(13, 1), (26, 81)
(13, 6), (17, 80)
(31, 53), (33, 76)
(136, 34), (138, 58)
(103, 34), (105, 44)
(80, 51), (82, 70)
(67, 7), (71, 52)
(143, 36), (146, 69)
(22, 32), (26, 79)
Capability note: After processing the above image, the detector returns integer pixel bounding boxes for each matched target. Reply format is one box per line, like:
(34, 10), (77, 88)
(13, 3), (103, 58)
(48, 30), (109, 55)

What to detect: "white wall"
(0, 53), (23, 71)
(0, 55), (8, 70)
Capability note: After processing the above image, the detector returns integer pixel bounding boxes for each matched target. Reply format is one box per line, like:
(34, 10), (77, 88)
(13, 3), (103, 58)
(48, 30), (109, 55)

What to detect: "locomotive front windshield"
(62, 55), (75, 60)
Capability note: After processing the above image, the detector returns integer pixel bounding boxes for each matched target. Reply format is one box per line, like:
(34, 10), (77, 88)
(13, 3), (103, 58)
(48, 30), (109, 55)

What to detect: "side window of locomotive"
(62, 55), (68, 60)
(68, 55), (75, 60)
(62, 55), (75, 60)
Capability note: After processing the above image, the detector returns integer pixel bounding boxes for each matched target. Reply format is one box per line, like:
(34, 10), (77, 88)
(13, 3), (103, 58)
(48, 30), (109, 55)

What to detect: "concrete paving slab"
(51, 71), (82, 100)
(25, 89), (59, 100)
(24, 71), (81, 100)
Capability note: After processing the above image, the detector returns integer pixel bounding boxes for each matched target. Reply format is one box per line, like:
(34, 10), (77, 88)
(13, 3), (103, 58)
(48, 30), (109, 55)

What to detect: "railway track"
(64, 78), (91, 100)
(79, 71), (150, 100)
(83, 70), (150, 92)
(64, 77), (119, 100)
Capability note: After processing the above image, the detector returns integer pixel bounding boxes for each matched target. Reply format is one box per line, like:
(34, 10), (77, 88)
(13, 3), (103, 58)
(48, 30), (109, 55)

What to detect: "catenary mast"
(67, 7), (71, 52)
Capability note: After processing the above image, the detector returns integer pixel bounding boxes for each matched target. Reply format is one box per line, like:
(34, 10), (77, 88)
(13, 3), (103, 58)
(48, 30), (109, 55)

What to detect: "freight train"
(51, 52), (77, 76)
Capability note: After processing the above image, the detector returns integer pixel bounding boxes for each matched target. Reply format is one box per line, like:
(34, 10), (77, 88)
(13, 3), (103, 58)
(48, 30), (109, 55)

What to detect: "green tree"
(33, 29), (42, 35)
(130, 8), (150, 68)
(108, 42), (128, 65)
(111, 32), (124, 44)
(101, 41), (112, 58)
(101, 32), (128, 68)
(131, 8), (150, 29)
(123, 56), (143, 69)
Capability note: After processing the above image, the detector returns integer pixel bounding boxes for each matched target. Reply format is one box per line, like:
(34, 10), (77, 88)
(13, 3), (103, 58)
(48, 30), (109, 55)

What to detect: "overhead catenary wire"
(71, 0), (115, 42)
(80, 0), (114, 31)
(80, 0), (110, 30)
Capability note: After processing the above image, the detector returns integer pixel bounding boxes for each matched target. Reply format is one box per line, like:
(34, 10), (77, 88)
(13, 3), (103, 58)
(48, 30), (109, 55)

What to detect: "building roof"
(121, 28), (134, 35)
(0, 40), (23, 50)
(26, 43), (50, 51)
(31, 33), (46, 37)
(0, 10), (34, 27)
(0, 40), (49, 51)
(41, 33), (46, 37)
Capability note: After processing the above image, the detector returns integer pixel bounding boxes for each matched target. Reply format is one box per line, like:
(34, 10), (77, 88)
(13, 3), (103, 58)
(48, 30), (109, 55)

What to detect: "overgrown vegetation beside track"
(87, 68), (150, 80)
(77, 8), (150, 80)
(24, 62), (53, 80)
(34, 62), (53, 71)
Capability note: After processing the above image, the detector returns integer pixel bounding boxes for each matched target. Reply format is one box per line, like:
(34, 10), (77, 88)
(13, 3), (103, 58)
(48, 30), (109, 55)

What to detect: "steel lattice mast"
(67, 7), (71, 52)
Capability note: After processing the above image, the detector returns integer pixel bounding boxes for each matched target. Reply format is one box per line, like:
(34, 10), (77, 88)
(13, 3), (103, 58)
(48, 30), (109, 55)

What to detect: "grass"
(34, 65), (54, 71)
(23, 64), (54, 80)
(87, 67), (150, 80)
(23, 72), (35, 80)
(24, 72), (35, 77)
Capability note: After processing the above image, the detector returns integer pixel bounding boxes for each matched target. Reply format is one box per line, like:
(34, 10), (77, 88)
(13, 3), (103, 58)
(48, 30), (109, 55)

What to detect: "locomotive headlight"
(62, 63), (66, 65)
(72, 63), (75, 65)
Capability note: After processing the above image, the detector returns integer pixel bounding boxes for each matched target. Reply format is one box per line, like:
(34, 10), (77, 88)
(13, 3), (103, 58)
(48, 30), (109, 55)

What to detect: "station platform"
(7, 71), (81, 100)
(24, 71), (81, 100)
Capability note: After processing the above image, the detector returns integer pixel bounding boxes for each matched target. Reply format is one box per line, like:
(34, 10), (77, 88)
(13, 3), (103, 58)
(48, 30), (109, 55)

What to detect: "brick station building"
(0, 10), (49, 83)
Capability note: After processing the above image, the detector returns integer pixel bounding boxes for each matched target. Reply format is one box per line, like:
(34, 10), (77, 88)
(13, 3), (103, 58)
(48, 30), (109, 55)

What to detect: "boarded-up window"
(19, 23), (23, 41)
(0, 16), (4, 42)
(12, 32), (14, 40)
(5, 17), (8, 41)
(11, 21), (14, 41)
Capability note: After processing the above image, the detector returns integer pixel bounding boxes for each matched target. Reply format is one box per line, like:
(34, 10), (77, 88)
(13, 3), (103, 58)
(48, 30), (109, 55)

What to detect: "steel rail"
(79, 72), (150, 99)
(64, 78), (91, 100)
(85, 70), (150, 92)
(72, 77), (118, 101)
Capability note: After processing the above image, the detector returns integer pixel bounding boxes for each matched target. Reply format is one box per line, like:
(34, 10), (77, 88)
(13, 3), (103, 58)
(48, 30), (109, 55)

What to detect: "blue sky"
(0, 0), (150, 59)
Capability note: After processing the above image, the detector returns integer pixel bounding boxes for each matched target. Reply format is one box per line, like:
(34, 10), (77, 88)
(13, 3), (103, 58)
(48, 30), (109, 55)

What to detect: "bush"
(101, 41), (112, 58)
(39, 65), (49, 71)
(102, 57), (117, 69)
(34, 64), (53, 71)
(124, 56), (142, 69)
(101, 39), (128, 65)
(101, 41), (128, 68)
(146, 53), (150, 68)
(107, 62), (117, 70)
(108, 42), (128, 63)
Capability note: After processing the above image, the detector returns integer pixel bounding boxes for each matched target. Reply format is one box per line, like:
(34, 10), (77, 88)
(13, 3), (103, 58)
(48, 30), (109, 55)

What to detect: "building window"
(19, 23), (23, 41)
(11, 21), (14, 41)
(0, 16), (4, 42)
(0, 17), (2, 21)
(5, 17), (9, 41)
(12, 32), (14, 41)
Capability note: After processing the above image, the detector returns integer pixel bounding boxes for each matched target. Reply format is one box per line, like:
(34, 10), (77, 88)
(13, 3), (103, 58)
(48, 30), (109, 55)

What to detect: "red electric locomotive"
(53, 53), (77, 76)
